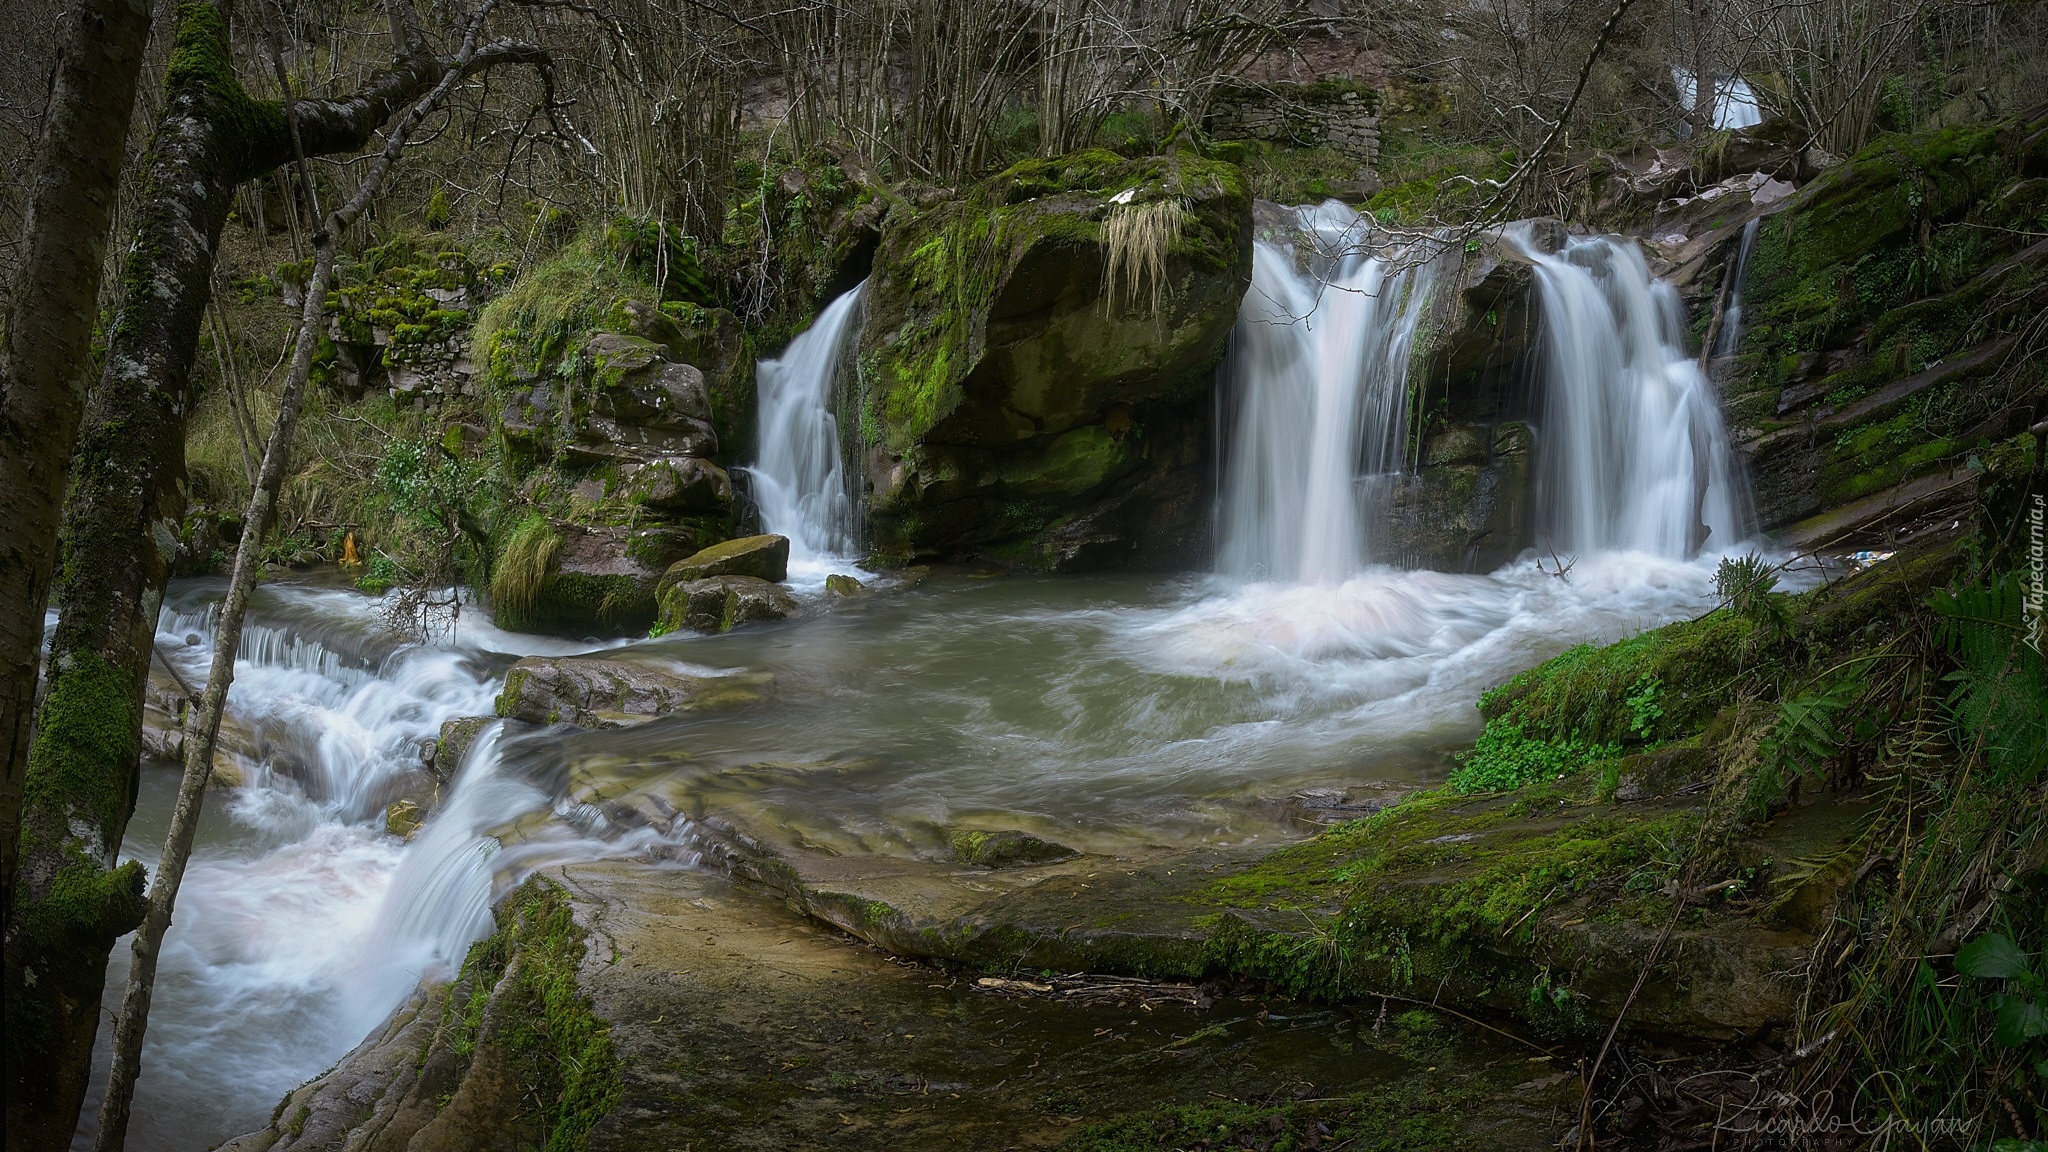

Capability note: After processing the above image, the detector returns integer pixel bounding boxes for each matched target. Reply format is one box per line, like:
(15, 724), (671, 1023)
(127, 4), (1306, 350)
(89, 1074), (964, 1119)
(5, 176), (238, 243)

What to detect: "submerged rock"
(657, 533), (790, 589)
(656, 575), (799, 635)
(384, 799), (423, 838)
(858, 149), (1253, 570)
(495, 655), (768, 727)
(950, 828), (1078, 868)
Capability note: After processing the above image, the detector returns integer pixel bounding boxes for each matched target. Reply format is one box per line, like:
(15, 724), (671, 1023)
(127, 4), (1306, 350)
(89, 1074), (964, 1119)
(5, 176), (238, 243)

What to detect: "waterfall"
(1674, 70), (1763, 131)
(1713, 217), (1762, 359)
(1215, 203), (1440, 584)
(1518, 228), (1744, 558)
(749, 284), (866, 560)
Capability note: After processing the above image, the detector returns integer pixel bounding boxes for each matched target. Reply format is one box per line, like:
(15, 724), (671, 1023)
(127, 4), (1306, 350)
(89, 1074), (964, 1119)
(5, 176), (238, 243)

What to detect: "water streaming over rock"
(1714, 216), (1763, 359)
(84, 584), (679, 1150)
(1516, 226), (1746, 557)
(1674, 70), (1763, 131)
(1215, 203), (1441, 583)
(748, 283), (867, 561)
(89, 211), (1788, 1151)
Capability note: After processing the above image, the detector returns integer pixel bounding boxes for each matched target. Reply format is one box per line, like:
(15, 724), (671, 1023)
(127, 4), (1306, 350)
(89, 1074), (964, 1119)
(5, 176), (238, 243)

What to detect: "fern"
(1932, 576), (2048, 785)
(1746, 677), (1863, 815)
(1715, 552), (1789, 629)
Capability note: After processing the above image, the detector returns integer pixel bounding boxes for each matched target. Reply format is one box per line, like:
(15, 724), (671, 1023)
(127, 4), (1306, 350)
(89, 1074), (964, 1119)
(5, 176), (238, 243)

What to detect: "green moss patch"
(444, 876), (621, 1149)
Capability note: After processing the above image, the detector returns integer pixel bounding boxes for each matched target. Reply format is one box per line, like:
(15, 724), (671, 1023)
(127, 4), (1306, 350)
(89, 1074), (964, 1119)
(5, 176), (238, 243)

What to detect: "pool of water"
(83, 549), (1740, 1149)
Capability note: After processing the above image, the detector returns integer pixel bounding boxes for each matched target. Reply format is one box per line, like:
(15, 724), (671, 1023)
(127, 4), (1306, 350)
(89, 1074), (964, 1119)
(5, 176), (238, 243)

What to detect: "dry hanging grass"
(1100, 197), (1188, 317)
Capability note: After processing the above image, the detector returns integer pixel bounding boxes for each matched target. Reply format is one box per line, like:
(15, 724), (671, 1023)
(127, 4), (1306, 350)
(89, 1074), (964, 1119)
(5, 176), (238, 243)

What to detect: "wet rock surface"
(657, 574), (800, 635)
(495, 655), (771, 727)
(657, 533), (791, 589)
(858, 150), (1254, 570)
(228, 867), (1570, 1152)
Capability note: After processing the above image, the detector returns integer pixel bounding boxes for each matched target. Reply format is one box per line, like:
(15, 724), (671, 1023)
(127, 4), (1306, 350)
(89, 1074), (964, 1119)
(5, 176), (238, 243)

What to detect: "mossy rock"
(655, 575), (799, 635)
(623, 457), (731, 515)
(494, 523), (664, 638)
(434, 715), (493, 778)
(1731, 112), (2048, 530)
(949, 828), (1078, 868)
(656, 534), (790, 595)
(857, 148), (1252, 569)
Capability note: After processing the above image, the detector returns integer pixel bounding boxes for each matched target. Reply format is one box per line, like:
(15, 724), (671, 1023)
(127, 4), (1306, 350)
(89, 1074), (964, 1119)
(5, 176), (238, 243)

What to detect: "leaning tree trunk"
(0, 0), (545, 1143)
(0, 0), (154, 920)
(91, 3), (515, 1138)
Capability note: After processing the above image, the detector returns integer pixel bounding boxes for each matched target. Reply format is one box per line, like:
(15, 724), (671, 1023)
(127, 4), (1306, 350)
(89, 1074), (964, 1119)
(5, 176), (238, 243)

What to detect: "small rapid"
(85, 584), (691, 1151)
(90, 209), (1787, 1151)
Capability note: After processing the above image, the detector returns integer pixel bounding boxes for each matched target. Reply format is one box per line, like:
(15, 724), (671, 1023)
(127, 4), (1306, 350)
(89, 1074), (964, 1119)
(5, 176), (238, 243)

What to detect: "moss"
(23, 649), (140, 837)
(440, 877), (621, 1148)
(164, 0), (285, 145)
(1478, 610), (1764, 747)
(869, 149), (1247, 451)
(950, 828), (1077, 867)
(1199, 788), (1693, 1025)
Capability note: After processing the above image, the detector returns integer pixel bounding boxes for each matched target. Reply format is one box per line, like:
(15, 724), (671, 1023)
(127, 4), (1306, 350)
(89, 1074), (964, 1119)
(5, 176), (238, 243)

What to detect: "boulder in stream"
(657, 533), (790, 590)
(495, 655), (769, 727)
(656, 575), (799, 635)
(858, 149), (1253, 570)
(433, 716), (494, 778)
(950, 828), (1077, 868)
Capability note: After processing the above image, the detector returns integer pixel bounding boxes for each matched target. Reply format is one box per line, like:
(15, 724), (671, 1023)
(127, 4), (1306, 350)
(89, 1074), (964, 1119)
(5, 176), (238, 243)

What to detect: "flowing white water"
(87, 207), (1790, 1149)
(1674, 69), (1763, 131)
(1517, 226), (1745, 558)
(1714, 217), (1763, 359)
(1216, 203), (1441, 583)
(85, 583), (688, 1151)
(748, 283), (867, 565)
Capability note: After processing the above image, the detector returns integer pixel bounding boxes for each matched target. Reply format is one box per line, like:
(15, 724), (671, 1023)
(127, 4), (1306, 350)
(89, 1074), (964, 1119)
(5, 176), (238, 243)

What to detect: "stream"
(81, 204), (1777, 1148)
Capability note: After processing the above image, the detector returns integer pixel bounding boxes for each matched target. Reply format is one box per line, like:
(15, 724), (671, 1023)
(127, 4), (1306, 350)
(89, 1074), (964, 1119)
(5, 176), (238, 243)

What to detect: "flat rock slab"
(496, 655), (772, 727)
(557, 862), (1568, 1152)
(660, 534), (791, 590)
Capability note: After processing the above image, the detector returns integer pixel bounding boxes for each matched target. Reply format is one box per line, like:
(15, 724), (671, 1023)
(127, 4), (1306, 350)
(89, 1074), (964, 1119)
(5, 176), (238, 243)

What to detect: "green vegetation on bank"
(444, 876), (620, 1150)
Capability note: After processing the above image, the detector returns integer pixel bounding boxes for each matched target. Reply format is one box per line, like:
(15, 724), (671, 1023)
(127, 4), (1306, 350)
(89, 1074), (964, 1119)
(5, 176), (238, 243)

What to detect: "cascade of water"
(107, 583), (691, 1148)
(1518, 227), (1745, 557)
(1713, 216), (1762, 359)
(1674, 70), (1763, 131)
(1215, 203), (1439, 584)
(748, 283), (867, 560)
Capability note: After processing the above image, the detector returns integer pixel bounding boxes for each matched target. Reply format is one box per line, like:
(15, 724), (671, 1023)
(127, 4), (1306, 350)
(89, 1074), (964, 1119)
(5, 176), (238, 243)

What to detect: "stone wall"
(1206, 83), (1381, 167)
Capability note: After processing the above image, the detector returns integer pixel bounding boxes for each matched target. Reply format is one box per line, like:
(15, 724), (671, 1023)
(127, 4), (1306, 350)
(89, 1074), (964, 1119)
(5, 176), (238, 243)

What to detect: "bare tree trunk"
(90, 12), (518, 1139)
(0, 1), (548, 1141)
(0, 0), (153, 921)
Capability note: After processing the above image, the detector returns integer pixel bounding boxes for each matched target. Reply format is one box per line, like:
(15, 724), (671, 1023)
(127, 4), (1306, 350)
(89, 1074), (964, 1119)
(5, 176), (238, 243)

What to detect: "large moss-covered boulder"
(657, 534), (790, 594)
(624, 456), (731, 515)
(493, 521), (667, 636)
(571, 332), (719, 462)
(858, 149), (1254, 569)
(614, 298), (752, 462)
(496, 654), (770, 727)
